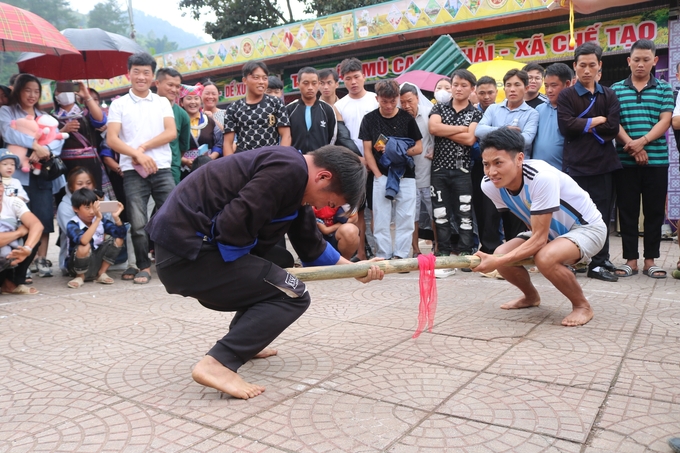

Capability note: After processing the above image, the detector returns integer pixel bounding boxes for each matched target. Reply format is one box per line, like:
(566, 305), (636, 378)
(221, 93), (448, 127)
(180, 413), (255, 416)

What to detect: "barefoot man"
(146, 145), (383, 399)
(473, 127), (607, 326)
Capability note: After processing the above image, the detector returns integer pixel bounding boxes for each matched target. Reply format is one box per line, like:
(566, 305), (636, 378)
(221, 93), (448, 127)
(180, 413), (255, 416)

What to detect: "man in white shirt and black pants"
(107, 53), (177, 285)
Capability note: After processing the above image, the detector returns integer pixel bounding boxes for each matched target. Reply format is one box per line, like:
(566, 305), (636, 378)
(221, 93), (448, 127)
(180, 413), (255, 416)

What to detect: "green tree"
(179, 0), (295, 40)
(10, 0), (78, 30)
(88, 0), (129, 35)
(140, 32), (179, 55)
(303, 0), (384, 18)
(179, 0), (389, 40)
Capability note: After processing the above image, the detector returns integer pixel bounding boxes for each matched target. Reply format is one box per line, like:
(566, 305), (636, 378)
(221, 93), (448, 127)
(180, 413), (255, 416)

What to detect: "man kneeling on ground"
(473, 127), (606, 326)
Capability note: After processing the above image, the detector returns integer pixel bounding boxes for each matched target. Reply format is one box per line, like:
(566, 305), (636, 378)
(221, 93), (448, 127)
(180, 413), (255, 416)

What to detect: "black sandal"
(122, 267), (138, 281)
(133, 270), (152, 284)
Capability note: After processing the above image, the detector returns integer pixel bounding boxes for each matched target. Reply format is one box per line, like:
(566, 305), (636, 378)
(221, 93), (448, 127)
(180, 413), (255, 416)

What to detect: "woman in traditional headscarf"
(179, 83), (224, 179)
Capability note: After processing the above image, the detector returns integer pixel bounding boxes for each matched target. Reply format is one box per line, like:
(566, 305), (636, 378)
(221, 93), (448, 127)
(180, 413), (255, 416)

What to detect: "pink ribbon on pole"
(413, 253), (438, 338)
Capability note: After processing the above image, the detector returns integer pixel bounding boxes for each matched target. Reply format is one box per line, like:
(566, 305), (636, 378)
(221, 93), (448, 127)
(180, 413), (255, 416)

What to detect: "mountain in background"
(133, 9), (207, 51)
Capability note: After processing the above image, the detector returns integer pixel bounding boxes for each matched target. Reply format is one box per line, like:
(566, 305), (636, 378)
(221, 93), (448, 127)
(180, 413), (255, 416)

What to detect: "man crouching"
(474, 127), (606, 326)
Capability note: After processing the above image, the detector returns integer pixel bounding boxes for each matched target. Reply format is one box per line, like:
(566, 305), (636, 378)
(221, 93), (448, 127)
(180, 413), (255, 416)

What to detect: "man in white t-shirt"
(334, 58), (379, 260)
(107, 52), (177, 285)
(335, 58), (378, 153)
(474, 127), (606, 327)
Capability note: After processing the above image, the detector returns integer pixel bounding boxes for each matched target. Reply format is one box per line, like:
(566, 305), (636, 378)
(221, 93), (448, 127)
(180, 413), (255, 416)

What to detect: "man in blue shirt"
(533, 63), (573, 170)
(476, 69), (539, 155)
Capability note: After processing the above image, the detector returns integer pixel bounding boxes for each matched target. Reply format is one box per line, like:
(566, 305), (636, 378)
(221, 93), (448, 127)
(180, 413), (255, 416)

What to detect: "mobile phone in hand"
(99, 201), (119, 213)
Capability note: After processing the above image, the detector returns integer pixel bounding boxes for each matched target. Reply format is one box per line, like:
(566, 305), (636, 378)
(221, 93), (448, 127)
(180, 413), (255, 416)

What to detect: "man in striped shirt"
(475, 128), (606, 327)
(611, 39), (674, 279)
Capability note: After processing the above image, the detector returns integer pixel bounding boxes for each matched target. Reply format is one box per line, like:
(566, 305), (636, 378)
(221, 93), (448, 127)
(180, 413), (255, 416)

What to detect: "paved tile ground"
(1, 234), (679, 452)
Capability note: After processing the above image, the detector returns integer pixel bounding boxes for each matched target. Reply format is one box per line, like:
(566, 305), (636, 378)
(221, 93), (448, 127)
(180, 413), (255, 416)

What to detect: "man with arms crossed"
(474, 128), (606, 327)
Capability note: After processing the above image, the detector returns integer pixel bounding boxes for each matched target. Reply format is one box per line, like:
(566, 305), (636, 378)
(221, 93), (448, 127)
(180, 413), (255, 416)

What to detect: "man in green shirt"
(155, 68), (191, 184)
(612, 39), (674, 279)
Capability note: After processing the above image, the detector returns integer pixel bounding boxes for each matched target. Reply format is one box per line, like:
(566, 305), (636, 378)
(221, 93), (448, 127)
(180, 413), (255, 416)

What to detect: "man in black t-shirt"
(359, 79), (422, 259)
(523, 62), (549, 109)
(223, 61), (291, 154)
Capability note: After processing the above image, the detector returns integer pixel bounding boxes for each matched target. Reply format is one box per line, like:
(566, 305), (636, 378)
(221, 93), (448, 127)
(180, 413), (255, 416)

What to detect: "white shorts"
(515, 220), (607, 264)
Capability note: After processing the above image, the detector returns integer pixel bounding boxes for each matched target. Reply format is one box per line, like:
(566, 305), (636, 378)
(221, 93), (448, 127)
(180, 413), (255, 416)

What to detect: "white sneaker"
(434, 268), (456, 278)
(37, 258), (53, 278)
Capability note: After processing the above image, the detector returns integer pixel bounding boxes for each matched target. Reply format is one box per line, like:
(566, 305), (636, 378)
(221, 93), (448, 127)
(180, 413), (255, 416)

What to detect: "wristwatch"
(22, 245), (32, 252)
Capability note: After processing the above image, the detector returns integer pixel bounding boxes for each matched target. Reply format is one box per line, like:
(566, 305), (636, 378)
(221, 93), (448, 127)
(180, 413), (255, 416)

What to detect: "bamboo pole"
(286, 255), (537, 282)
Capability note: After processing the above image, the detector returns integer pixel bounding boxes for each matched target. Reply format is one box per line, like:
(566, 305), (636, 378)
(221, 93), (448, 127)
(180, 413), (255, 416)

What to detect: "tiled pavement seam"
(580, 279), (652, 453)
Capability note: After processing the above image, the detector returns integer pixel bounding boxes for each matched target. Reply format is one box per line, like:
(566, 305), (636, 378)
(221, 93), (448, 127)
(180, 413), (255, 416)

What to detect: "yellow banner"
(53, 0), (549, 96)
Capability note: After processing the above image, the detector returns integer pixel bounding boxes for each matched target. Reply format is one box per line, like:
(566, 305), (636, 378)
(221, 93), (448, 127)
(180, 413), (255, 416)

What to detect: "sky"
(67, 0), (311, 44)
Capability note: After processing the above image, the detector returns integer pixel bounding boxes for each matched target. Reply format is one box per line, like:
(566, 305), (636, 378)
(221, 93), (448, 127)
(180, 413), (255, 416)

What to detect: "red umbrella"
(396, 70), (448, 93)
(0, 2), (78, 55)
(16, 28), (145, 80)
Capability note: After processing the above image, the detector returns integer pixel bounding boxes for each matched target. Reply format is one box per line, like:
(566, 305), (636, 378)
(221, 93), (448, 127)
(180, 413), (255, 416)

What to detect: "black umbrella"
(16, 27), (145, 80)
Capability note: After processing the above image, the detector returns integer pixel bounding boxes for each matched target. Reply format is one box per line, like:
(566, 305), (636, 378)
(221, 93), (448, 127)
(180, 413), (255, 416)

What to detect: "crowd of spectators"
(0, 36), (678, 294)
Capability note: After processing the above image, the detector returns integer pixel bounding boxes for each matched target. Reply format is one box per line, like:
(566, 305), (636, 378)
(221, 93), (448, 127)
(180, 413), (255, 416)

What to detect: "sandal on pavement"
(122, 267), (138, 281)
(133, 270), (151, 284)
(95, 273), (114, 285)
(642, 266), (667, 279)
(614, 264), (638, 277)
(67, 277), (84, 289)
(3, 284), (39, 295)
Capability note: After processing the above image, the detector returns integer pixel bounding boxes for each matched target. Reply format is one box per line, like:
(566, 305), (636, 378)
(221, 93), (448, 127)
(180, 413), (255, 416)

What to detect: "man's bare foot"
(561, 306), (594, 327)
(500, 295), (541, 310)
(191, 355), (265, 399)
(254, 347), (278, 359)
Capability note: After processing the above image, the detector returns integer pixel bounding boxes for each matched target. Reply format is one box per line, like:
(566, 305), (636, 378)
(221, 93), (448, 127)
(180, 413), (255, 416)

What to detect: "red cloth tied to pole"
(413, 253), (437, 338)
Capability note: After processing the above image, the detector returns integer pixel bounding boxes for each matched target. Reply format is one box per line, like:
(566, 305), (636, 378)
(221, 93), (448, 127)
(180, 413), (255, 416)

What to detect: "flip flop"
(95, 273), (114, 285)
(122, 267), (138, 281)
(642, 266), (666, 279)
(67, 277), (84, 289)
(133, 270), (151, 284)
(614, 264), (638, 277)
(2, 284), (39, 295)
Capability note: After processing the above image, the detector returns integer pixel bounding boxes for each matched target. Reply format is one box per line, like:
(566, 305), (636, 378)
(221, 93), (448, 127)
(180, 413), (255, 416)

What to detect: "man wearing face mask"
(428, 70), (483, 266)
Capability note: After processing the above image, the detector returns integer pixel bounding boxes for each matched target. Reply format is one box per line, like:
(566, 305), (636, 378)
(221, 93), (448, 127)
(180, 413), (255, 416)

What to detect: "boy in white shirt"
(107, 52), (177, 285)
(334, 58), (379, 260)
